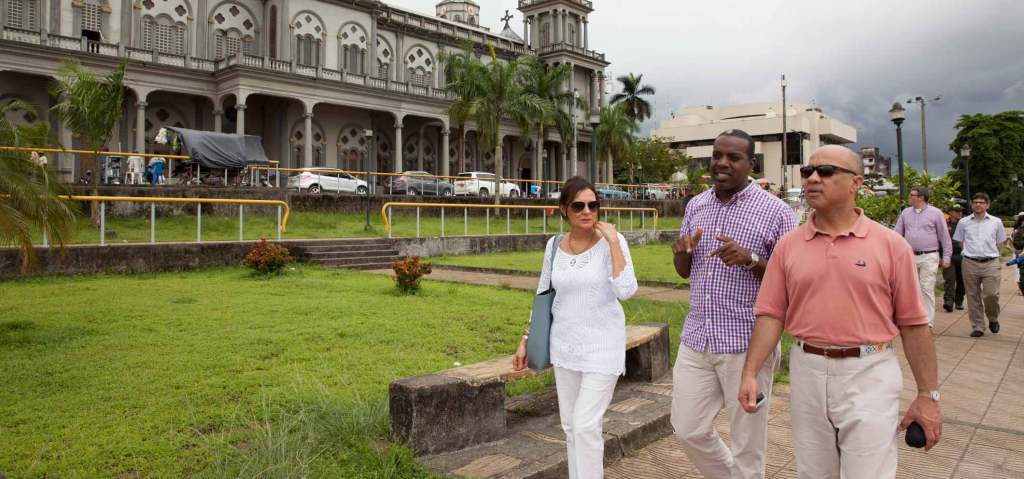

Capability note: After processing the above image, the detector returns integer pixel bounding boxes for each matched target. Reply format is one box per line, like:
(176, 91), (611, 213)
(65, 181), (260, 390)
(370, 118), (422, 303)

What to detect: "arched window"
(292, 11), (323, 67)
(337, 126), (368, 171)
(142, 15), (186, 55)
(79, 0), (103, 39)
(269, 6), (278, 58)
(540, 23), (550, 46)
(210, 2), (258, 58)
(6, 0), (39, 30)
(454, 14), (461, 22)
(404, 45), (434, 88)
(296, 34), (320, 66)
(376, 37), (393, 80)
(215, 29), (255, 59)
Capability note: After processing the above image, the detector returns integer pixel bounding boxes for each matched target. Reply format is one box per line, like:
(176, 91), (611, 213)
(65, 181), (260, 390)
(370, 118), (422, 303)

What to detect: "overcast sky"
(401, 0), (1024, 175)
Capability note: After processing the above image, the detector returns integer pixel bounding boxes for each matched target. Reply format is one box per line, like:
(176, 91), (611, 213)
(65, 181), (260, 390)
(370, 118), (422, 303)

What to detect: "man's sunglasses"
(570, 201), (600, 213)
(799, 164), (859, 179)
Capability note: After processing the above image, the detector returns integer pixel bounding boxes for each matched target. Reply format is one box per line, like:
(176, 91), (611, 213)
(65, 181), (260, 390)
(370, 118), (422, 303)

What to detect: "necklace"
(567, 230), (596, 266)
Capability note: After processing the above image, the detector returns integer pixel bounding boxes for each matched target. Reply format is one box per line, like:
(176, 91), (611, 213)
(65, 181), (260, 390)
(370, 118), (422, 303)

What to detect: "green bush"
(244, 239), (294, 275)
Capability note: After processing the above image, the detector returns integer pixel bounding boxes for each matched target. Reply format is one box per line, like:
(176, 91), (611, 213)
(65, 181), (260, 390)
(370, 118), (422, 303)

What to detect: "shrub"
(244, 239), (294, 275)
(392, 256), (432, 294)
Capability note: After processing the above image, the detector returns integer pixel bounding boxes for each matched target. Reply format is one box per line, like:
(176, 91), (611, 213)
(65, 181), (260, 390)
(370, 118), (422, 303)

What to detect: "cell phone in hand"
(754, 393), (767, 411)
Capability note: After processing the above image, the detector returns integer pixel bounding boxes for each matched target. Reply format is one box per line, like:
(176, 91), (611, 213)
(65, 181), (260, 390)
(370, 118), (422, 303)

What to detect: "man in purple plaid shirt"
(670, 129), (797, 478)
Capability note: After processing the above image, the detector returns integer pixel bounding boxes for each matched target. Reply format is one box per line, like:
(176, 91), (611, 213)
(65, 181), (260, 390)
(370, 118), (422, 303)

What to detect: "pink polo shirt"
(754, 209), (929, 346)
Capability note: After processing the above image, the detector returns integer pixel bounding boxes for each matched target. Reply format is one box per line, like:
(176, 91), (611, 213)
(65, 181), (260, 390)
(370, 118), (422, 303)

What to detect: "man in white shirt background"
(953, 192), (1008, 337)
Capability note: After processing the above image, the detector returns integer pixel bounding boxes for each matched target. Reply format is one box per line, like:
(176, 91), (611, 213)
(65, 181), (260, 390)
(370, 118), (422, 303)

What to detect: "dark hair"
(972, 192), (991, 203)
(911, 186), (929, 202)
(716, 129), (756, 160)
(559, 176), (598, 214)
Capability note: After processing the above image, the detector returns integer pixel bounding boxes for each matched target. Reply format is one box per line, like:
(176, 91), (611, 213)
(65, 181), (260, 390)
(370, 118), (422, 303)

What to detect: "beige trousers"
(961, 257), (1001, 331)
(671, 345), (779, 479)
(914, 252), (940, 327)
(789, 345), (901, 479)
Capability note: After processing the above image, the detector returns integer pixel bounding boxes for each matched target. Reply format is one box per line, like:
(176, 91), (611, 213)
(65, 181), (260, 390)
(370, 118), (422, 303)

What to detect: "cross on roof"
(501, 10), (513, 28)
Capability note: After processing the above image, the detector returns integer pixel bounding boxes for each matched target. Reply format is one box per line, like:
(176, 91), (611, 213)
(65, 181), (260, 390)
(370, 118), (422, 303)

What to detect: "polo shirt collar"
(803, 208), (870, 241)
(969, 212), (995, 222)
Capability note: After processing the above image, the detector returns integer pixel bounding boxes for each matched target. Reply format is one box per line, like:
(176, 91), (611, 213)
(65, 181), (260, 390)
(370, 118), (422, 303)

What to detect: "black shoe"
(971, 330), (984, 338)
(943, 303), (954, 312)
(990, 322), (1000, 334)
(956, 303), (965, 310)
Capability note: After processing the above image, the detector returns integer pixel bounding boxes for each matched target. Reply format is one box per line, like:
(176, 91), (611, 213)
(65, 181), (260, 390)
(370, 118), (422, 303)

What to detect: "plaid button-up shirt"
(680, 183), (797, 353)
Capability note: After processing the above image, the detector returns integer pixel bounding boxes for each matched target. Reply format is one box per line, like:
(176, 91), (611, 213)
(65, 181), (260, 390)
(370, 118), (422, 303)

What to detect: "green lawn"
(0, 266), (687, 478)
(33, 210), (680, 244)
(433, 241), (687, 285)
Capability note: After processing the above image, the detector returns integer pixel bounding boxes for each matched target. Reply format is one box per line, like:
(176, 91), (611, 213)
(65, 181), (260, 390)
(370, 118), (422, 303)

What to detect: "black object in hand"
(905, 421), (926, 448)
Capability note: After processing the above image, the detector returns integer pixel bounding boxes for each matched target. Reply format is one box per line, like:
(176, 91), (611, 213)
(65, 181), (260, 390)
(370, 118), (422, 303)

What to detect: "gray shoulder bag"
(527, 235), (563, 372)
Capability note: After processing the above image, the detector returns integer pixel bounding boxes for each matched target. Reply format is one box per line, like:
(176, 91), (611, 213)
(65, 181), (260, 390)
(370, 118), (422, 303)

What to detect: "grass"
(433, 241), (687, 284)
(31, 210), (682, 245)
(0, 265), (687, 478)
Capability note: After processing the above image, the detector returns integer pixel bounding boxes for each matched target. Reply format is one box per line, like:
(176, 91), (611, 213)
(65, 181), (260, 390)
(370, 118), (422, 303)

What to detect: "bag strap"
(545, 234), (563, 291)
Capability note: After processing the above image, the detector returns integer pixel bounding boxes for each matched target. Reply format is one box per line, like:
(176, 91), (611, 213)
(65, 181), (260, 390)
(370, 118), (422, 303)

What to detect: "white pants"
(554, 367), (619, 479)
(914, 252), (939, 327)
(789, 345), (901, 479)
(671, 345), (779, 479)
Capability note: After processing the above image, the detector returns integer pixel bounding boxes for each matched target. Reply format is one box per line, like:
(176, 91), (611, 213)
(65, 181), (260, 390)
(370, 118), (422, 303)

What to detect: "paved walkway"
(607, 266), (1024, 479)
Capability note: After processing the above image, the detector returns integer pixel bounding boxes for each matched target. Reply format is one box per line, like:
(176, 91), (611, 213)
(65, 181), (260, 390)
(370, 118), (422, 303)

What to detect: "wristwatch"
(920, 390), (940, 402)
(744, 252), (760, 270)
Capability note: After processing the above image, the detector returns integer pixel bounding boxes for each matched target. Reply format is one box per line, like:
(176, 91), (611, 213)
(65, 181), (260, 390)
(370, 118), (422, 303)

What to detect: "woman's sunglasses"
(569, 201), (600, 213)
(799, 164), (859, 179)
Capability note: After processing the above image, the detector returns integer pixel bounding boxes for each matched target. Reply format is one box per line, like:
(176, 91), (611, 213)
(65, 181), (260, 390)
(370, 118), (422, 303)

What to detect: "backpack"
(1013, 226), (1024, 251)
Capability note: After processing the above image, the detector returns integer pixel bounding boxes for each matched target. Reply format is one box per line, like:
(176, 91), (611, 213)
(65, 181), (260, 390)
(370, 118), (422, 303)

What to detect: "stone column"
(235, 103), (246, 135)
(598, 72), (606, 108)
(396, 32), (404, 83)
(303, 112), (313, 167)
(560, 145), (568, 182)
(523, 17), (529, 48)
(134, 101), (147, 153)
(530, 15), (538, 48)
(213, 109), (223, 132)
(369, 11), (378, 77)
(552, 10), (560, 43)
(417, 125), (425, 170)
(568, 143), (576, 180)
(562, 10), (568, 45)
(582, 17), (588, 48)
(590, 71), (599, 114)
(441, 128), (450, 177)
(394, 123), (403, 173)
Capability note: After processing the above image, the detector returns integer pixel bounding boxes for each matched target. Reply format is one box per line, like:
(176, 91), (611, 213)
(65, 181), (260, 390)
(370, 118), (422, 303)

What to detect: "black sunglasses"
(569, 201), (600, 213)
(799, 164), (859, 179)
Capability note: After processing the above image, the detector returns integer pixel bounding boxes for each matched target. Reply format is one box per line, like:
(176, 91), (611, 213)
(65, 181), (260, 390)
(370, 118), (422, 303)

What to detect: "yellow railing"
(59, 195), (290, 246)
(379, 201), (659, 238)
(0, 146), (191, 159)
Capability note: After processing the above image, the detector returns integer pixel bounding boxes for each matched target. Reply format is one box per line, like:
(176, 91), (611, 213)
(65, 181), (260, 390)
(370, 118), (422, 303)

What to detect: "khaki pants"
(671, 345), (779, 479)
(914, 252), (940, 327)
(789, 345), (901, 479)
(962, 257), (1001, 331)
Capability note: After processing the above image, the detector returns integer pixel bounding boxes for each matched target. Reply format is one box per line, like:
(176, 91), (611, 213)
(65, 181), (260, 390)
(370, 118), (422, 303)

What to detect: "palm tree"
(595, 104), (638, 184)
(610, 73), (656, 123)
(518, 56), (581, 189)
(0, 100), (79, 272)
(439, 43), (486, 173)
(50, 60), (127, 224)
(468, 45), (545, 204)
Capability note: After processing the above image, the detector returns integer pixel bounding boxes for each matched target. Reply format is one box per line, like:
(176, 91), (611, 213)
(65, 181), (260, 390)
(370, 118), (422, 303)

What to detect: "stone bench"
(389, 323), (671, 455)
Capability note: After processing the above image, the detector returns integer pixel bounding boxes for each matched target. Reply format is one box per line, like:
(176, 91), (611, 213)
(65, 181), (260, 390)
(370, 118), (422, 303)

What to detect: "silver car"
(287, 168), (368, 194)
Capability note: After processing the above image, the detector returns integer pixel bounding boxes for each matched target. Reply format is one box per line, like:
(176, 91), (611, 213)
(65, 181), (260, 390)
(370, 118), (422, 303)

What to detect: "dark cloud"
(402, 0), (1024, 174)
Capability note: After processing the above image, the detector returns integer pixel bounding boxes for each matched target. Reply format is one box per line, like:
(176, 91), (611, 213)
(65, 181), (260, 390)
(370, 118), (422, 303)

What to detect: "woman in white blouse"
(513, 176), (639, 478)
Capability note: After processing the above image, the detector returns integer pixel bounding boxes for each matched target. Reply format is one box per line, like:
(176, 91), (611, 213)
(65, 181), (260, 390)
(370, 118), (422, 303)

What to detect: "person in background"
(894, 186), (953, 328)
(954, 193), (1007, 337)
(1010, 212), (1024, 296)
(942, 204), (966, 311)
(512, 176), (638, 479)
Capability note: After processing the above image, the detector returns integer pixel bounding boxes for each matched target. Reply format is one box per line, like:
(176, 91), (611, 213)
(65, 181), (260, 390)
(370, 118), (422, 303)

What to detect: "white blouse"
(536, 233), (639, 376)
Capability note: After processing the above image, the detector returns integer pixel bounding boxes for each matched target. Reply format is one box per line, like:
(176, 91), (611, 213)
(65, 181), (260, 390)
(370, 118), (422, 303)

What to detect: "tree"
(439, 43), (486, 174)
(0, 100), (79, 272)
(856, 163), (960, 226)
(50, 60), (127, 224)
(595, 104), (638, 184)
(467, 45), (544, 204)
(609, 73), (656, 123)
(615, 136), (688, 185)
(519, 56), (579, 189)
(947, 111), (1024, 215)
(683, 166), (711, 195)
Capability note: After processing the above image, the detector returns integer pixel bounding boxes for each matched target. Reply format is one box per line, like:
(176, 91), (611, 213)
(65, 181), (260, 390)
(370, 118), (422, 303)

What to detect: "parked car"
(640, 183), (670, 200)
(390, 171), (454, 196)
(287, 167), (368, 194)
(453, 171), (521, 197)
(596, 185), (630, 200)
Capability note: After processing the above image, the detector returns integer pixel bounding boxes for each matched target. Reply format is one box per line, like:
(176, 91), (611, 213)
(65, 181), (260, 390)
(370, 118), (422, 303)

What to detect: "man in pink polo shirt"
(738, 145), (942, 478)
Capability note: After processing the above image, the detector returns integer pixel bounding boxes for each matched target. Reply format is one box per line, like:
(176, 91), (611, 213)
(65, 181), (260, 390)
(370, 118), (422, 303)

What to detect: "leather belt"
(913, 250), (938, 255)
(964, 256), (997, 263)
(795, 339), (891, 359)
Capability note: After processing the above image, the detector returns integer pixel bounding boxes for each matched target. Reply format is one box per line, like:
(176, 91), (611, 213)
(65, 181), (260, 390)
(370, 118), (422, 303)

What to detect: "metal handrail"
(61, 195), (290, 246)
(0, 146), (190, 159)
(380, 201), (658, 237)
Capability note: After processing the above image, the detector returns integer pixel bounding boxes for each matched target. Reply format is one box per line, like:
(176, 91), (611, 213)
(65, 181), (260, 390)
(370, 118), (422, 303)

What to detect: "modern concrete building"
(653, 102), (857, 190)
(0, 0), (610, 183)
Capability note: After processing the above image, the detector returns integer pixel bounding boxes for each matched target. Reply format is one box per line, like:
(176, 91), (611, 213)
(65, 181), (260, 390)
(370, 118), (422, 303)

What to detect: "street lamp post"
(590, 112), (600, 183)
(572, 89), (580, 178)
(363, 129), (374, 232)
(961, 144), (971, 200)
(889, 102), (907, 202)
(780, 74), (788, 190)
(907, 95), (941, 175)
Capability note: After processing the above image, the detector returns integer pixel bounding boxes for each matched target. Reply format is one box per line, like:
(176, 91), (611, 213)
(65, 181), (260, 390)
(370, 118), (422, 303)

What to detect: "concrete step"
(310, 255), (401, 267)
(283, 239), (395, 249)
(328, 261), (398, 270)
(307, 249), (400, 260)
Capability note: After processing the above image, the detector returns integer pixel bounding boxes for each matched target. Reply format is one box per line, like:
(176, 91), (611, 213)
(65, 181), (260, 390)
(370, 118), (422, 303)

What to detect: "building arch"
(138, 0), (192, 56)
(209, 0), (259, 58)
(337, 21), (368, 74)
(404, 43), (435, 89)
(290, 117), (327, 167)
(336, 124), (368, 171)
(376, 36), (393, 80)
(291, 10), (324, 66)
(1, 95), (41, 126)
(144, 104), (190, 145)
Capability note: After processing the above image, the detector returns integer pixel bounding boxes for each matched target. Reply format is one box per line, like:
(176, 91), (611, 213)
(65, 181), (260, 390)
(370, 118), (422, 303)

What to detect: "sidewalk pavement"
(369, 265), (1024, 478)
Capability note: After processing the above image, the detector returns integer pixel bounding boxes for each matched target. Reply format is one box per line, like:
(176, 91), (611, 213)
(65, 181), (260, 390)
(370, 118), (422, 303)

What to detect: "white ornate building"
(0, 0), (610, 183)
